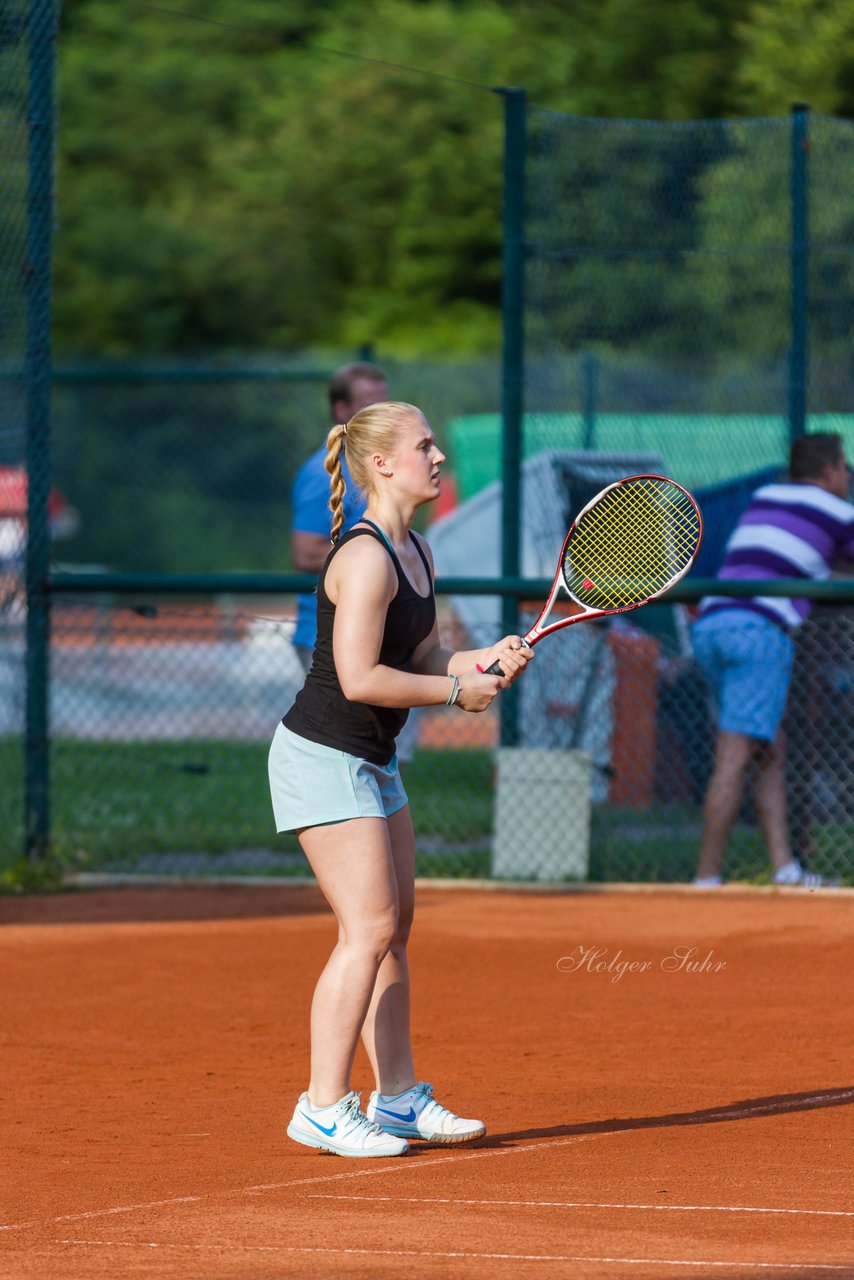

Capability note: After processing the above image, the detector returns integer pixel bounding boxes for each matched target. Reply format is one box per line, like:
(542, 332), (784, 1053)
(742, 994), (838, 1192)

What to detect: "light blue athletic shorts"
(268, 722), (409, 834)
(691, 609), (795, 743)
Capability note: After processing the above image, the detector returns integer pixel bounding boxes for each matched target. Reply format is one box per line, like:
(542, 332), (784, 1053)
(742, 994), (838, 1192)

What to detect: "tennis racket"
(485, 473), (702, 676)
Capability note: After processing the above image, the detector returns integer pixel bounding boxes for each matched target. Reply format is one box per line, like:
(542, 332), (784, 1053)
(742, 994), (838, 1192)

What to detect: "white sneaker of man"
(367, 1081), (486, 1144)
(773, 859), (836, 888)
(287, 1090), (409, 1158)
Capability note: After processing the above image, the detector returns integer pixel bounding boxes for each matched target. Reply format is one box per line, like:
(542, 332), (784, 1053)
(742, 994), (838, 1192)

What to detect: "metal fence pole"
(497, 87), (526, 747)
(789, 103), (809, 444)
(582, 351), (598, 450)
(24, 0), (58, 860)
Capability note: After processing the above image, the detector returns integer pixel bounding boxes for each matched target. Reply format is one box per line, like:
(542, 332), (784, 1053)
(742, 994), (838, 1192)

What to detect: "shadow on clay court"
(0, 883), (336, 927)
(458, 1086), (854, 1151)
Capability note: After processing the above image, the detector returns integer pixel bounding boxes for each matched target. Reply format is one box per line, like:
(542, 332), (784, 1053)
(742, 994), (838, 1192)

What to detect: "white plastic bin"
(491, 747), (592, 881)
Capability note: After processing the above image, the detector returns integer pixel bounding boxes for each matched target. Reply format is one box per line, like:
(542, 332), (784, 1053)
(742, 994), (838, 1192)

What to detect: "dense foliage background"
(55, 0), (854, 359)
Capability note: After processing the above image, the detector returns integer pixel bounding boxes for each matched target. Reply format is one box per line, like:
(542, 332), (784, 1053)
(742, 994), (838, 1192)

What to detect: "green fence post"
(582, 351), (598, 451)
(789, 103), (809, 445)
(24, 0), (58, 861)
(496, 87), (526, 747)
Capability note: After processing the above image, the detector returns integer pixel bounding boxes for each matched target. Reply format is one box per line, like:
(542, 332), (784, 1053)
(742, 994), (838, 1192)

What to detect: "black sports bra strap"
(410, 531), (433, 584)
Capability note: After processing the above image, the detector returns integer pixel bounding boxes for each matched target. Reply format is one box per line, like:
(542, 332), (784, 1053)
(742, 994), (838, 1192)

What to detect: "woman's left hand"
(479, 635), (535, 683)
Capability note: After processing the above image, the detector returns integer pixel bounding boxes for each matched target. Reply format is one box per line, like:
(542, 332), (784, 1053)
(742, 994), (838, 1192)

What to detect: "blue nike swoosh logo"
(375, 1105), (417, 1123)
(303, 1113), (337, 1137)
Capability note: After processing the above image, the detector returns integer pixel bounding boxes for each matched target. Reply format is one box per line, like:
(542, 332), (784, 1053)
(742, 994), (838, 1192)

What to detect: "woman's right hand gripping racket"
(484, 473), (703, 676)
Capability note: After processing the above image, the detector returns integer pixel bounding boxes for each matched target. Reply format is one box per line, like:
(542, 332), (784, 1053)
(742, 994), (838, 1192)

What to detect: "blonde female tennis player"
(269, 401), (532, 1158)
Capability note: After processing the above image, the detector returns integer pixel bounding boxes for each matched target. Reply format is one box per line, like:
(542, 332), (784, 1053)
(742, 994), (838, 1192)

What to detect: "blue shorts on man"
(691, 609), (794, 743)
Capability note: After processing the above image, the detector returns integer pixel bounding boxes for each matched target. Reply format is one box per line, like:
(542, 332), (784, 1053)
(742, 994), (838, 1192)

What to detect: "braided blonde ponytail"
(324, 424), (348, 543)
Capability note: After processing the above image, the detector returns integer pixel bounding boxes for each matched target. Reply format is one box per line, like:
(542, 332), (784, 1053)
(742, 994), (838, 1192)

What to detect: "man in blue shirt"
(291, 362), (388, 671)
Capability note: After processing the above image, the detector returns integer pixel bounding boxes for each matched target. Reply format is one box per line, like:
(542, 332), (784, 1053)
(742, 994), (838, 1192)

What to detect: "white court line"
(0, 1132), (610, 1234)
(308, 1194), (854, 1218)
(54, 1196), (203, 1222)
(52, 1240), (854, 1270)
(0, 1196), (203, 1234)
(3, 1090), (851, 1236)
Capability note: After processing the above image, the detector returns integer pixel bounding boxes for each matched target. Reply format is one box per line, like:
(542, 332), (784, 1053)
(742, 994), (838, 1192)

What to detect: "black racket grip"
(483, 659), (504, 677)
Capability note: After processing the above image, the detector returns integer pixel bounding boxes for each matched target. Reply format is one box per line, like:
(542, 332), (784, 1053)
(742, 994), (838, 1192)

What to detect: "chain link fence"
(3, 591), (848, 884)
(23, 596), (499, 879)
(509, 105), (854, 883)
(1, 0), (55, 877)
(4, 19), (854, 886)
(49, 356), (499, 577)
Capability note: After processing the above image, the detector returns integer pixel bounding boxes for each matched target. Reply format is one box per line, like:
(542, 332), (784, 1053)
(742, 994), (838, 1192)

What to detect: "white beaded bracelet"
(446, 674), (461, 707)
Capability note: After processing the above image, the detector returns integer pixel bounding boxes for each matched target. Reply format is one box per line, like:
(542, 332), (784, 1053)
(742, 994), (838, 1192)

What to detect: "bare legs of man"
(694, 728), (793, 883)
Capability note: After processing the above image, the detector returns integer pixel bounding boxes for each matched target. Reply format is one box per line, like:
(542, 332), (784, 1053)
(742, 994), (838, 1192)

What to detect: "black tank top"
(283, 523), (436, 765)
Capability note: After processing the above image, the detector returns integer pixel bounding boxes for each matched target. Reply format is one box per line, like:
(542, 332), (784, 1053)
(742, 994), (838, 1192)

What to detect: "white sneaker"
(287, 1090), (409, 1158)
(773, 860), (835, 888)
(367, 1081), (486, 1144)
(797, 869), (827, 888)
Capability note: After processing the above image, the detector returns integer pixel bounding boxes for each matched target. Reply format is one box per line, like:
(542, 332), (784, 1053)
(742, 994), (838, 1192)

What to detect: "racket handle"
(482, 660), (504, 677)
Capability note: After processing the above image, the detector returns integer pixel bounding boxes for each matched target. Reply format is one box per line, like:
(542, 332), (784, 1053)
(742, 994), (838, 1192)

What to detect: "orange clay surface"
(1, 884), (852, 1280)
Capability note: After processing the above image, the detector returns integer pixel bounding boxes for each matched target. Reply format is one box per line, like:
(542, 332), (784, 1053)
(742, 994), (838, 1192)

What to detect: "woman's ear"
(371, 453), (394, 478)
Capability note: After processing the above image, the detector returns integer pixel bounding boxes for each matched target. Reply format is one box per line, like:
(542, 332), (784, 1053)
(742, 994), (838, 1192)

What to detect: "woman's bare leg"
(298, 816), (398, 1108)
(360, 804), (417, 1096)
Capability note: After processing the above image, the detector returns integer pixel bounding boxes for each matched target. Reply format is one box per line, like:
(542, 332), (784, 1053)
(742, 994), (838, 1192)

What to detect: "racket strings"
(571, 491), (697, 601)
(564, 477), (700, 611)
(573, 509), (695, 596)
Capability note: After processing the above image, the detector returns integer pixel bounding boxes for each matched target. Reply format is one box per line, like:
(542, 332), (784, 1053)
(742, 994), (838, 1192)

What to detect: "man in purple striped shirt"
(691, 433), (854, 888)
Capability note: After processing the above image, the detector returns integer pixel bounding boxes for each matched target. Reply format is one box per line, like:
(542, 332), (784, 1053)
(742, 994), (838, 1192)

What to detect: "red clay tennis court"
(2, 883), (852, 1279)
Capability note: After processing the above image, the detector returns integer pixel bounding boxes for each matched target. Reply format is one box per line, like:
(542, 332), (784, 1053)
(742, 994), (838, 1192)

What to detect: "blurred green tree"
(733, 0), (854, 117)
(52, 0), (854, 363)
(55, 0), (572, 356)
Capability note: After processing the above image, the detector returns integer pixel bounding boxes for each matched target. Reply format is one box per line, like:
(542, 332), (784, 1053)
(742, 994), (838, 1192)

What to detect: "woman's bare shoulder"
(326, 529), (396, 599)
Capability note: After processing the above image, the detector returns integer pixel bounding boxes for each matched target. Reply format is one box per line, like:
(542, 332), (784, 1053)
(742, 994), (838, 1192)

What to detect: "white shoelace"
(411, 1081), (452, 1127)
(339, 1094), (384, 1140)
